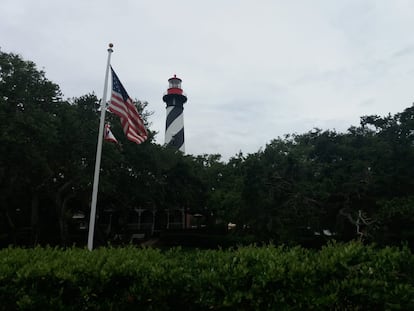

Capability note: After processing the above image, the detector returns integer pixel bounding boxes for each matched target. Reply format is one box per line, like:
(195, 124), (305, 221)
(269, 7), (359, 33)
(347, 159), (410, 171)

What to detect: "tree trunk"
(56, 180), (75, 246)
(30, 193), (39, 246)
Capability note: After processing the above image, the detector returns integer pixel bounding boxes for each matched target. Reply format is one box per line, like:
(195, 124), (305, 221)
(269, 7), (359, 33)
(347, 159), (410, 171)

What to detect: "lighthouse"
(163, 75), (187, 152)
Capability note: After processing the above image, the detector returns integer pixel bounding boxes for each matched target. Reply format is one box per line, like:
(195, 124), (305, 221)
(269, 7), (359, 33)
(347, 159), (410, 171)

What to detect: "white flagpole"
(87, 43), (114, 250)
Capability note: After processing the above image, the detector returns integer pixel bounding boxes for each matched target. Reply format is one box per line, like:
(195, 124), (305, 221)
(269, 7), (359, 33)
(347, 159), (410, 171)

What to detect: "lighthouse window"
(169, 79), (181, 88)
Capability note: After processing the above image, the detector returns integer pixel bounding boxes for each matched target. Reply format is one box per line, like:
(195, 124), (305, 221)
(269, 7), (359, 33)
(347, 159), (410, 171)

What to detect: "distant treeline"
(1, 49), (414, 248)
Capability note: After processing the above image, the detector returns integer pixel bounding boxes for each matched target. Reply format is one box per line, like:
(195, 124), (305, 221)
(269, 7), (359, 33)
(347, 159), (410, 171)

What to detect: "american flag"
(109, 67), (148, 144)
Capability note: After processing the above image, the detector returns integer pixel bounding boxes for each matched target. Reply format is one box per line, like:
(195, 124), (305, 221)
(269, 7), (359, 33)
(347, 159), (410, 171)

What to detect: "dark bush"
(0, 242), (413, 310)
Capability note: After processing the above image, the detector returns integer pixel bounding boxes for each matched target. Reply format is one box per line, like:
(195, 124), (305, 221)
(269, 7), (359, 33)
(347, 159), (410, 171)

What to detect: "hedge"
(0, 242), (413, 310)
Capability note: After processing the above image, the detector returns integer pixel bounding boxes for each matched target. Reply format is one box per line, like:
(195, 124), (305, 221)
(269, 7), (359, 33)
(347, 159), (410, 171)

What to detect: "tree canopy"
(1, 50), (414, 248)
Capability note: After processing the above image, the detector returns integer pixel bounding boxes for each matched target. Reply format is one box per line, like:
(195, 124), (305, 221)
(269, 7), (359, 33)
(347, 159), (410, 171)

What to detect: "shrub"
(0, 242), (413, 310)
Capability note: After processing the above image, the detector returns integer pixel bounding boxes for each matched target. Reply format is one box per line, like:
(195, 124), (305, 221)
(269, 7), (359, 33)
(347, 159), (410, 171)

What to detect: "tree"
(0, 50), (62, 245)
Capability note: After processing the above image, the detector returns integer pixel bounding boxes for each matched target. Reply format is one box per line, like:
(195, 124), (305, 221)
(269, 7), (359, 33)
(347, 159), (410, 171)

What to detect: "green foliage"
(2, 48), (414, 249)
(373, 197), (414, 247)
(0, 242), (413, 310)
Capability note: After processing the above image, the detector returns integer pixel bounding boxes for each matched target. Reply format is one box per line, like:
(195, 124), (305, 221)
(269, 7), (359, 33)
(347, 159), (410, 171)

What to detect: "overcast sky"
(2, 0), (414, 161)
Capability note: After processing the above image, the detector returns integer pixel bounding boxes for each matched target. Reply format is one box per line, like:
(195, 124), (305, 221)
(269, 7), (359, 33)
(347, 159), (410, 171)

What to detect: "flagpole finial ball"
(109, 43), (114, 48)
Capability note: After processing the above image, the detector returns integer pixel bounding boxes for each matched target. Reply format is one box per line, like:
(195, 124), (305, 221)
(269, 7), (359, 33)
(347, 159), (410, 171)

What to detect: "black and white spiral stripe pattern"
(165, 99), (185, 152)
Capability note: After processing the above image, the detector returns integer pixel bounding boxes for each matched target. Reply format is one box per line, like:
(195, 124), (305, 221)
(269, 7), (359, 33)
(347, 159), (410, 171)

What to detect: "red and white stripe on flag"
(109, 68), (148, 144)
(104, 124), (118, 144)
